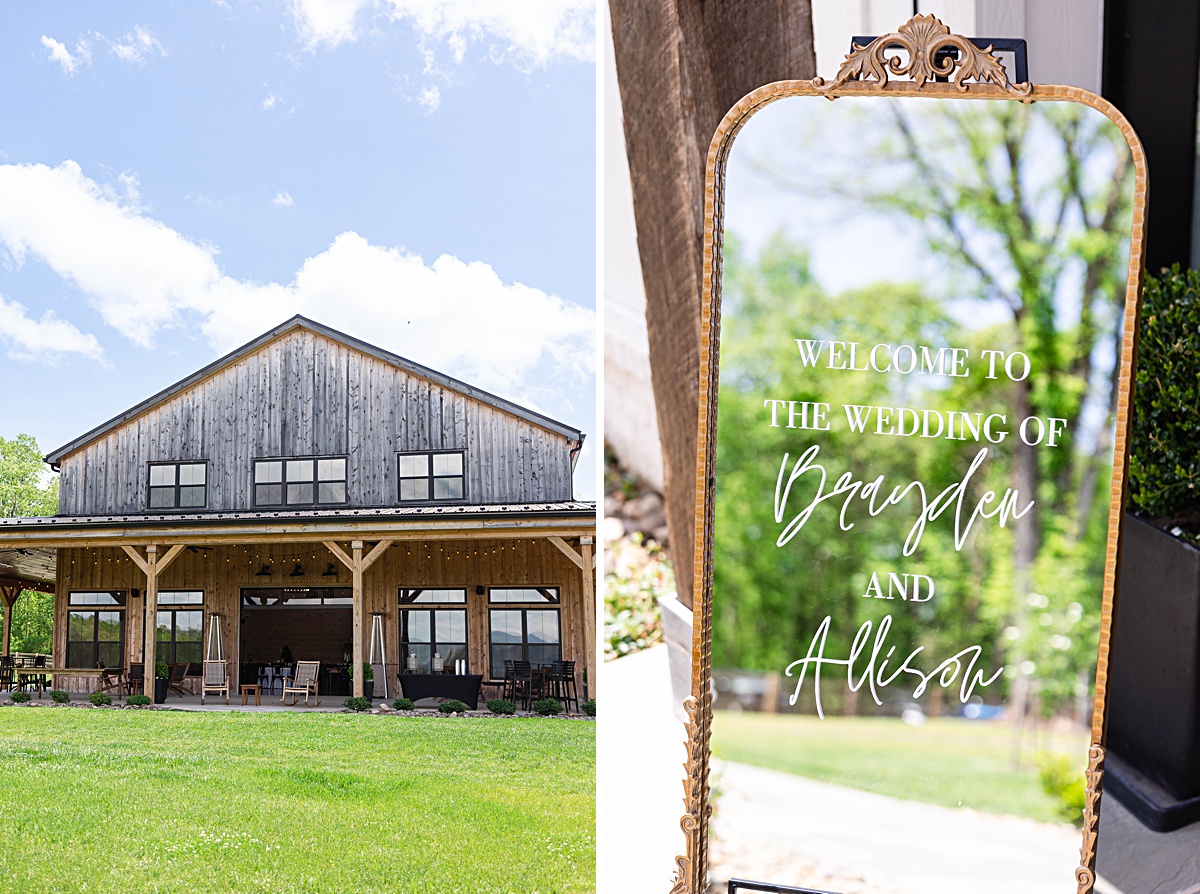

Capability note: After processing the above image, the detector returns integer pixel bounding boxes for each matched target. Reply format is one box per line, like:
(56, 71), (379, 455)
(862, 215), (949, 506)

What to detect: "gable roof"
(45, 315), (586, 466)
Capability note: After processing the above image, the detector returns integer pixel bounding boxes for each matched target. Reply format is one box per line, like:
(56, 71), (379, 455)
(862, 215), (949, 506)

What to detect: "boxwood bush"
(532, 697), (562, 716)
(437, 699), (468, 714)
(392, 697), (415, 711)
(486, 698), (516, 715)
(582, 698), (596, 716)
(1129, 265), (1200, 542)
(10, 691), (32, 704)
(343, 696), (372, 712)
(88, 692), (112, 707)
(50, 690), (69, 704)
(127, 695), (152, 707)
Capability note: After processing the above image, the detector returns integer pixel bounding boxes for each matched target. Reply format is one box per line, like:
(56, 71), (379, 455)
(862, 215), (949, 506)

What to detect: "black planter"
(364, 681), (374, 701)
(154, 678), (168, 704)
(1107, 513), (1200, 830)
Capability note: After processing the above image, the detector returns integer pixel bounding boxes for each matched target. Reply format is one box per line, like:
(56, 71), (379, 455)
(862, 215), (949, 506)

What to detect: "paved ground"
(601, 642), (1200, 893)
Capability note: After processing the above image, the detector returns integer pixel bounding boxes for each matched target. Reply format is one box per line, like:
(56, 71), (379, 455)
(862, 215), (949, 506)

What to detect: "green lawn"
(0, 707), (594, 893)
(712, 711), (1086, 823)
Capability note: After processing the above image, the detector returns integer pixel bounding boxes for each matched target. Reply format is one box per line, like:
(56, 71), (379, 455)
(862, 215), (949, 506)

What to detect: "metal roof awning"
(0, 502), (597, 549)
(0, 547), (58, 592)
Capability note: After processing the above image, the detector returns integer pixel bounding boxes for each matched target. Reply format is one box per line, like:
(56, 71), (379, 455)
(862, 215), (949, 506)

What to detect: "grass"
(712, 711), (1087, 824)
(0, 708), (594, 893)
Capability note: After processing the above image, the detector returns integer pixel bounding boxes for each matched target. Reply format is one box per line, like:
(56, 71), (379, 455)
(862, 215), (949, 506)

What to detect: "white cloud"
(262, 90), (281, 111)
(0, 296), (104, 363)
(40, 35), (91, 76)
(290, 0), (594, 66)
(272, 191), (295, 206)
(102, 26), (168, 64)
(416, 85), (440, 113)
(0, 161), (594, 403)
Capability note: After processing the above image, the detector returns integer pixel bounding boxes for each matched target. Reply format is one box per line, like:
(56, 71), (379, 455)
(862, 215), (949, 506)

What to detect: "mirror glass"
(707, 94), (1137, 893)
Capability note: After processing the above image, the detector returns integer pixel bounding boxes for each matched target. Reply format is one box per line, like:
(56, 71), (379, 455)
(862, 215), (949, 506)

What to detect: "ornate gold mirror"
(679, 17), (1146, 894)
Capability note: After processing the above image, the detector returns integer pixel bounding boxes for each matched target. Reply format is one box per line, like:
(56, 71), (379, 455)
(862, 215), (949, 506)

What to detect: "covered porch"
(0, 503), (596, 707)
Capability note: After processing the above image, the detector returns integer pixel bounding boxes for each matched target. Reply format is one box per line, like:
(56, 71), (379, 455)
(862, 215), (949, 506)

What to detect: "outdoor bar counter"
(397, 673), (483, 709)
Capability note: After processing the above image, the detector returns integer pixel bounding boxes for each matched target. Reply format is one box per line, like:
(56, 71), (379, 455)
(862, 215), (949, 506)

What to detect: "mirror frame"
(674, 15), (1148, 894)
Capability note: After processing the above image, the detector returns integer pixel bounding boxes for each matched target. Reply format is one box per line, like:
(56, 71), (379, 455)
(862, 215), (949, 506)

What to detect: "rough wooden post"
(580, 537), (596, 698)
(352, 539), (364, 699)
(1, 586), (20, 657)
(143, 545), (159, 698)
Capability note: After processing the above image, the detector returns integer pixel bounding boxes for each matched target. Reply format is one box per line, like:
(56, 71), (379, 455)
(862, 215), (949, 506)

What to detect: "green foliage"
(437, 699), (468, 714)
(392, 697), (415, 711)
(88, 692), (112, 707)
(1128, 265), (1200, 538)
(362, 663), (374, 683)
(1035, 752), (1087, 825)
(582, 699), (596, 717)
(343, 697), (371, 712)
(50, 690), (69, 704)
(532, 697), (562, 716)
(0, 433), (58, 517)
(126, 695), (152, 707)
(486, 699), (516, 715)
(154, 662), (169, 680)
(10, 691), (31, 704)
(4, 592), (53, 654)
(604, 534), (671, 659)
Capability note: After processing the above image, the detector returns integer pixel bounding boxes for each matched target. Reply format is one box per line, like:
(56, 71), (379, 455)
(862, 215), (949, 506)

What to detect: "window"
(155, 591), (203, 673)
(398, 588), (467, 672)
(67, 591), (126, 668)
(397, 450), (465, 502)
(148, 462), (207, 509)
(488, 608), (561, 679)
(488, 587), (559, 604)
(254, 457), (347, 506)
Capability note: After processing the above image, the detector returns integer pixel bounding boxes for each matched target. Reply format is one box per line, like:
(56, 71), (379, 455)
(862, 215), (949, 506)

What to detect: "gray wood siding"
(57, 331), (576, 515)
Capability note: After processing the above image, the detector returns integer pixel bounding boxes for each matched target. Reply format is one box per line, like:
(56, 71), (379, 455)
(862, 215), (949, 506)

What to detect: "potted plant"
(362, 662), (374, 701)
(1108, 265), (1200, 831)
(153, 661), (169, 704)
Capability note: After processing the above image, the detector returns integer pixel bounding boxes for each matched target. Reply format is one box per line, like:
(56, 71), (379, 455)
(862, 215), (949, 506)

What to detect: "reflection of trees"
(715, 101), (1133, 717)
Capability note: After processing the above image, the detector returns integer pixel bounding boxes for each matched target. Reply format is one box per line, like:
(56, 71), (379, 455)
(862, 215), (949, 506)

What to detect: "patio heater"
(369, 612), (388, 698)
(206, 612), (224, 661)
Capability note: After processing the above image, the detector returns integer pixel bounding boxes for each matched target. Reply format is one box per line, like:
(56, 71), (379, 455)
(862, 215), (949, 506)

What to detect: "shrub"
(582, 698), (596, 716)
(50, 690), (69, 704)
(10, 691), (32, 704)
(127, 695), (152, 707)
(532, 697), (562, 716)
(155, 661), (169, 680)
(362, 663), (374, 683)
(486, 698), (516, 715)
(438, 699), (468, 714)
(605, 534), (672, 659)
(1129, 265), (1200, 541)
(343, 696), (372, 712)
(89, 692), (112, 707)
(1036, 753), (1086, 825)
(392, 697), (415, 711)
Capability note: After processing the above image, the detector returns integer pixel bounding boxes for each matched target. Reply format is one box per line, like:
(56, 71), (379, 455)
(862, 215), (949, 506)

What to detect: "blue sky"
(0, 0), (597, 499)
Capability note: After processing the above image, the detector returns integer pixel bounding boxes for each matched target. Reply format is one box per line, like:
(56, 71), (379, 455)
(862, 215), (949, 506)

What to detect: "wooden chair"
(511, 660), (536, 711)
(127, 663), (145, 697)
(167, 662), (190, 697)
(0, 656), (13, 692)
(549, 660), (578, 713)
(201, 660), (229, 705)
(96, 664), (125, 699)
(282, 661), (320, 707)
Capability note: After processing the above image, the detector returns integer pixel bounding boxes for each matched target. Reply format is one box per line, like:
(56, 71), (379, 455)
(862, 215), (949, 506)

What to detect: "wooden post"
(143, 545), (159, 698)
(1, 586), (20, 657)
(580, 537), (595, 698)
(351, 540), (364, 699)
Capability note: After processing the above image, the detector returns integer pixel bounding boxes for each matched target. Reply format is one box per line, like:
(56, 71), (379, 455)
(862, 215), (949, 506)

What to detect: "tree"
(0, 434), (58, 654)
(609, 0), (816, 607)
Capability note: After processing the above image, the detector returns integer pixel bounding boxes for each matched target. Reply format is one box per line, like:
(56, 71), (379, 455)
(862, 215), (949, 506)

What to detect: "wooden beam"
(157, 543), (187, 573)
(143, 545), (159, 698)
(580, 539), (596, 698)
(548, 535), (585, 570)
(322, 540), (355, 571)
(120, 544), (149, 575)
(351, 540), (364, 699)
(1, 585), (19, 657)
(360, 539), (393, 572)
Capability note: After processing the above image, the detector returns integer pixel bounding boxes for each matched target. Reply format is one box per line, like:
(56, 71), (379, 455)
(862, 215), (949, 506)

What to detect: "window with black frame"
(397, 450), (465, 502)
(148, 461), (207, 509)
(67, 591), (125, 668)
(487, 588), (561, 678)
(155, 591), (203, 673)
(253, 456), (347, 506)
(398, 588), (467, 673)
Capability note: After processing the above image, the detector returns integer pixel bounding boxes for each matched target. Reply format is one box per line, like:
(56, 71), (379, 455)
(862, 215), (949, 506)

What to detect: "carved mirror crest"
(679, 16), (1146, 894)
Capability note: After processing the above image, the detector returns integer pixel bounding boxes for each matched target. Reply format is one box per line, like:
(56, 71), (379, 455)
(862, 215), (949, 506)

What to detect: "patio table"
(12, 668), (117, 698)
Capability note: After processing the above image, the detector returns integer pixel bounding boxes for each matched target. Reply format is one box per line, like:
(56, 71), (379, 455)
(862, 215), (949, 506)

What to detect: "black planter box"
(154, 678), (168, 705)
(1107, 513), (1200, 829)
